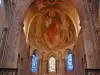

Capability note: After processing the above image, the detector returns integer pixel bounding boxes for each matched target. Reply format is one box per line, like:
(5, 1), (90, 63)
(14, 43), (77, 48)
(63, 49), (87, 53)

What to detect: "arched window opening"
(49, 56), (56, 73)
(66, 50), (73, 71)
(0, 0), (1, 4)
(31, 50), (38, 73)
(0, 0), (3, 7)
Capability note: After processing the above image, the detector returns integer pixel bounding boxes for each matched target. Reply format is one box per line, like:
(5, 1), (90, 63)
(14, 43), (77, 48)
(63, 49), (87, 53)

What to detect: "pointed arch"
(49, 57), (56, 72)
(66, 49), (73, 71)
(48, 53), (56, 73)
(31, 49), (38, 73)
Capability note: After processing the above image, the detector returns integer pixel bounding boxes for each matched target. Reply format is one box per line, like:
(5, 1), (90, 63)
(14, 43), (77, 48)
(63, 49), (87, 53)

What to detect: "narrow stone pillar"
(41, 60), (47, 75)
(44, 60), (48, 74)
(73, 42), (81, 75)
(58, 59), (61, 75)
(26, 55), (32, 75)
(58, 51), (62, 75)
(39, 59), (42, 75)
(56, 60), (59, 74)
(62, 59), (65, 75)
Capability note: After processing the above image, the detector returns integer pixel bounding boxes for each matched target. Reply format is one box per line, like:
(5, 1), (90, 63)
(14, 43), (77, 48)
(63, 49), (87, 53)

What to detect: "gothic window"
(32, 50), (38, 73)
(49, 57), (56, 72)
(66, 50), (73, 71)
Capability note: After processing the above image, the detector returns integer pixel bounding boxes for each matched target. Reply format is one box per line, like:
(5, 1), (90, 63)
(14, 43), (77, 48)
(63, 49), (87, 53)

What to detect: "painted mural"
(27, 0), (77, 50)
(42, 10), (61, 48)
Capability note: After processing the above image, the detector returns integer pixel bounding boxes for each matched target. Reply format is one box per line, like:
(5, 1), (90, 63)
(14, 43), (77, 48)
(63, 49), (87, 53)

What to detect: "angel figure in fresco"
(44, 10), (61, 48)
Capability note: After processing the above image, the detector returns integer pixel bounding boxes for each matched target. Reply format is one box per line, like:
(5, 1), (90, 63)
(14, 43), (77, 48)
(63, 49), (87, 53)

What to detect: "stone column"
(73, 42), (81, 75)
(39, 59), (42, 75)
(44, 60), (48, 74)
(58, 51), (62, 75)
(41, 60), (43, 75)
(87, 0), (100, 68)
(0, 28), (8, 68)
(56, 60), (59, 74)
(95, 1), (100, 68)
(41, 59), (47, 75)
(26, 51), (31, 75)
(62, 59), (65, 75)
(1, 0), (23, 68)
(95, 28), (100, 68)
(82, 20), (97, 68)
(58, 59), (61, 75)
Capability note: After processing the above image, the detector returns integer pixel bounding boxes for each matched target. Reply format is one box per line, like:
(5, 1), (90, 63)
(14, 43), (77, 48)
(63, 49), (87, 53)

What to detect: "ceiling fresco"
(24, 0), (81, 50)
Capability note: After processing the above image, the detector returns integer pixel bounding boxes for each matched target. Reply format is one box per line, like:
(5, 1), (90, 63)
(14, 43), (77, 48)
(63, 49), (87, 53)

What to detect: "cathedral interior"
(0, 0), (100, 75)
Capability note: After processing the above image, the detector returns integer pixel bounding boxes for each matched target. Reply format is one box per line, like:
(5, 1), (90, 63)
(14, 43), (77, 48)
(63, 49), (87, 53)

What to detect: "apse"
(23, 0), (81, 53)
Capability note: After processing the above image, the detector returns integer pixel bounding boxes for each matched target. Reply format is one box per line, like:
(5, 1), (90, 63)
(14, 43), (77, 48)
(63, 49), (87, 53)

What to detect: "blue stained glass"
(68, 65), (73, 70)
(32, 54), (37, 72)
(67, 53), (73, 71)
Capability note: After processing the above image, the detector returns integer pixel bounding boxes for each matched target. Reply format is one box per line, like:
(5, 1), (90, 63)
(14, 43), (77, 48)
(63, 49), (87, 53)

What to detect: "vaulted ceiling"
(23, 0), (81, 50)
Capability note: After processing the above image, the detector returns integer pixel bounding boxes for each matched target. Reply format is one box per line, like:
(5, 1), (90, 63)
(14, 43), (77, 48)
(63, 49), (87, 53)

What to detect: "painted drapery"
(43, 10), (61, 48)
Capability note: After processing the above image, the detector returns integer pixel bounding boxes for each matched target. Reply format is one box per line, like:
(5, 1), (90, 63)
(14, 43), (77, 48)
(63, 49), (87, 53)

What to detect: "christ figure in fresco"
(44, 10), (61, 48)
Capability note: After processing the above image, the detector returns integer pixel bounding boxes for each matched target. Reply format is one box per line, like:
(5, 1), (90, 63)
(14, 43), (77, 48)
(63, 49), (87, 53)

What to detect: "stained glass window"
(32, 51), (37, 73)
(66, 50), (73, 71)
(49, 57), (56, 72)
